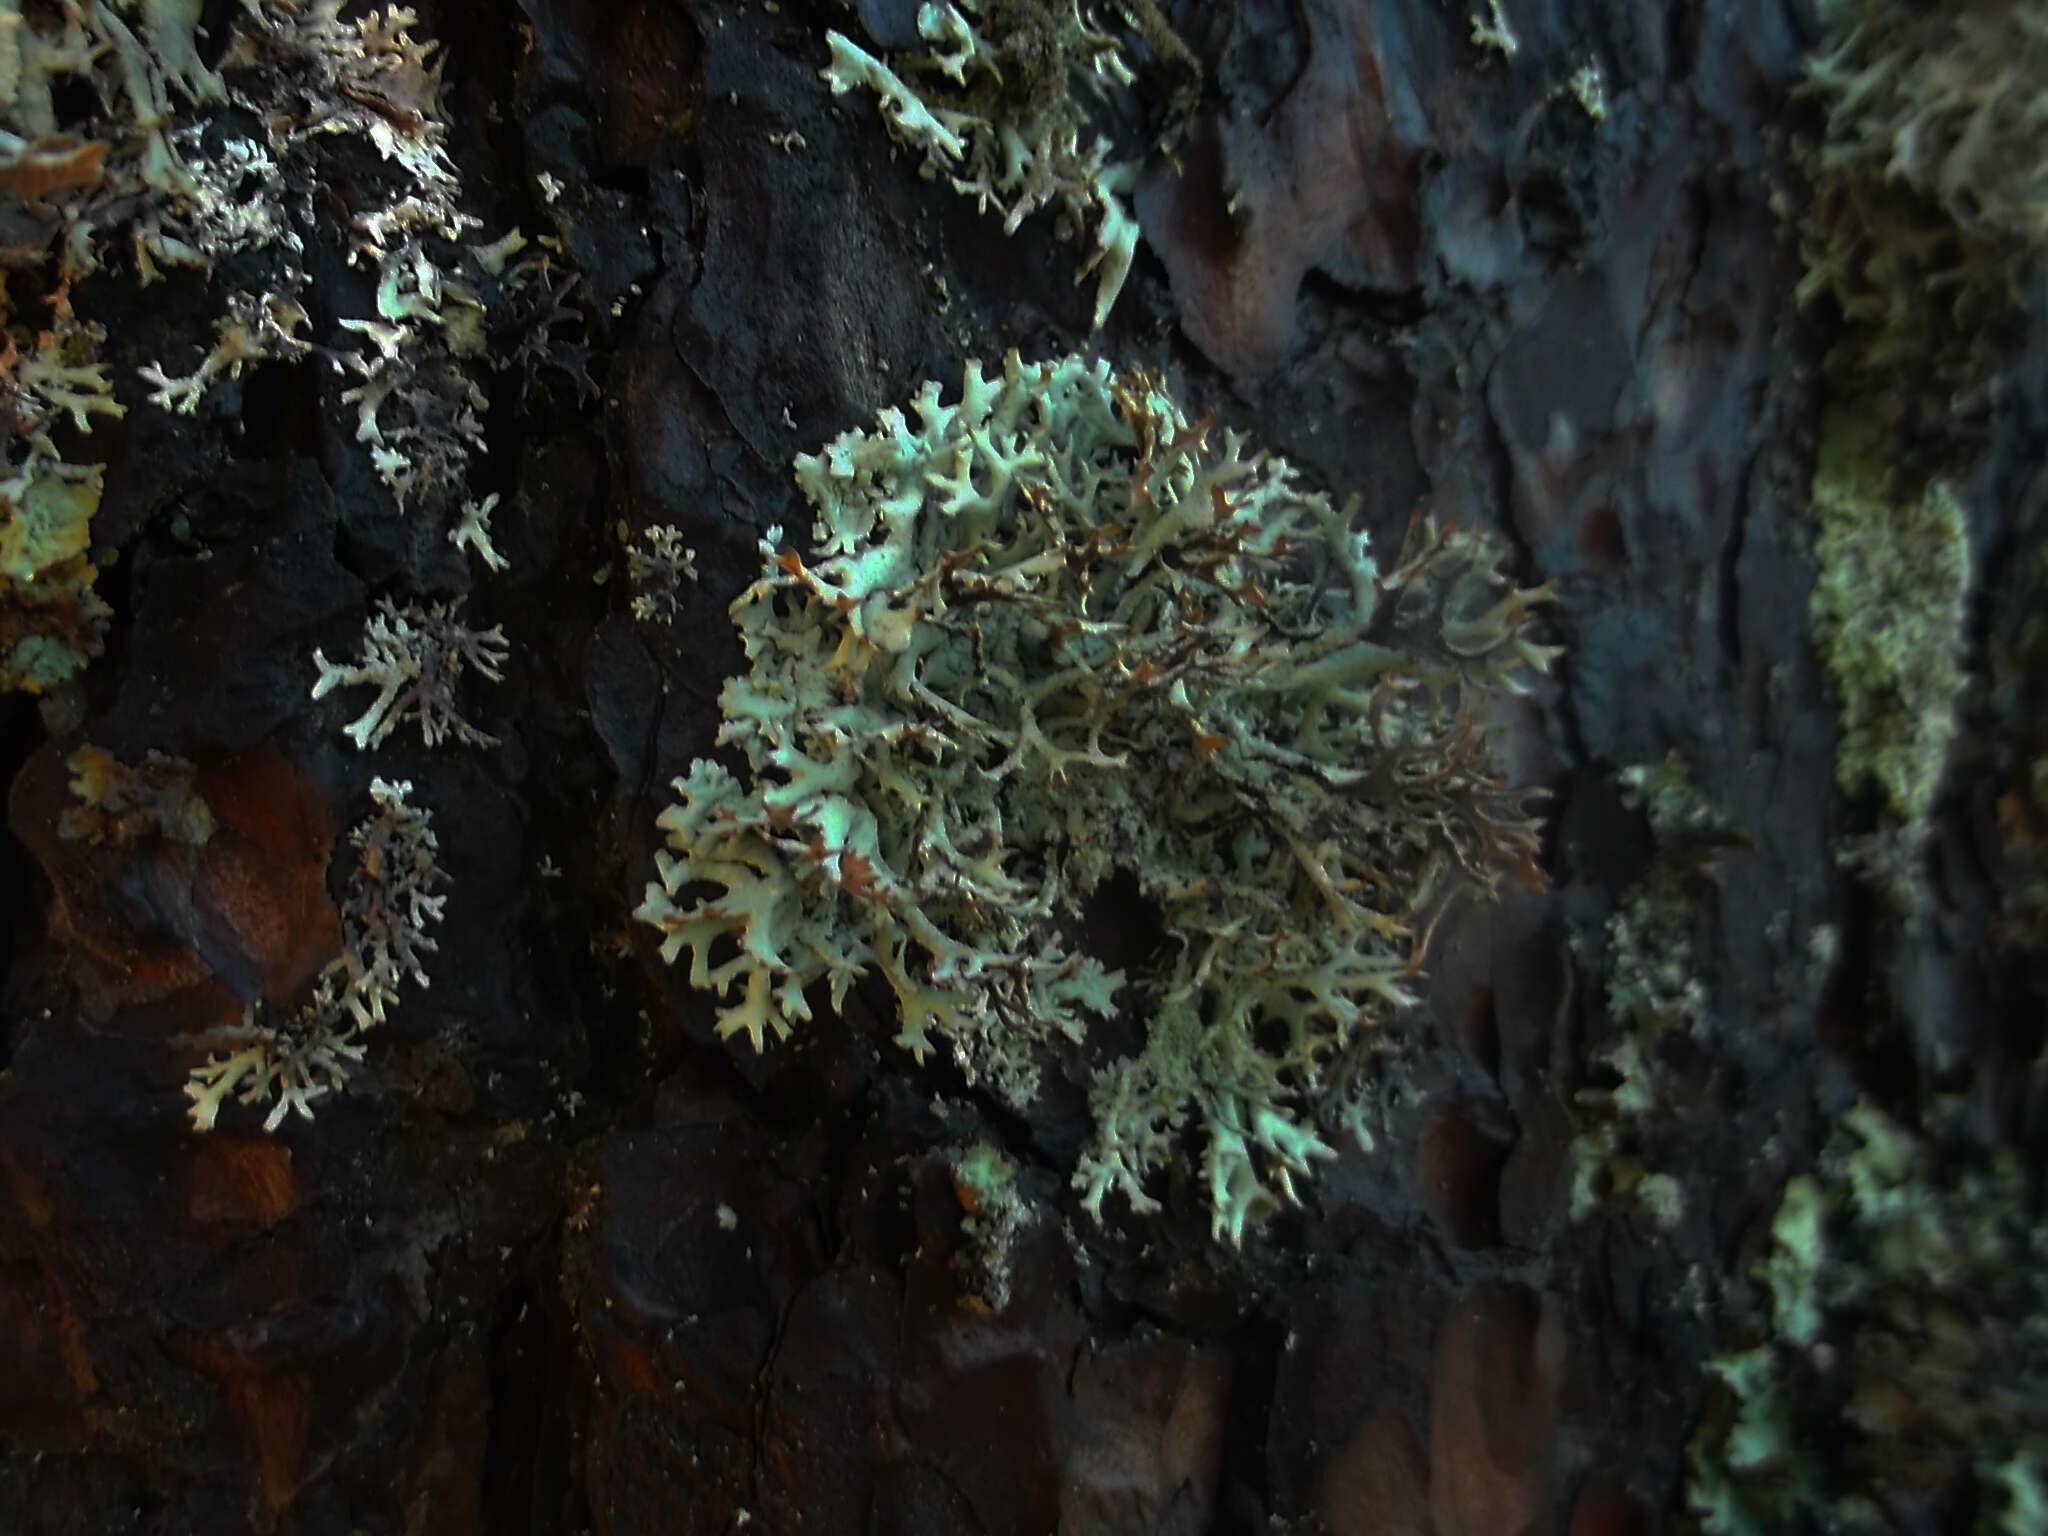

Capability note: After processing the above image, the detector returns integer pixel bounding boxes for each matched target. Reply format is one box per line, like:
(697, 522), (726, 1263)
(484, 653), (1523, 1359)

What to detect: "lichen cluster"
(625, 523), (700, 623)
(1806, 0), (2048, 250)
(1807, 409), (1972, 829)
(1687, 1100), (2048, 1534)
(1796, 0), (2047, 406)
(635, 352), (1557, 1244)
(312, 597), (510, 751)
(821, 0), (1155, 329)
(1790, 2), (2009, 887)
(2, 1), (565, 699)
(1569, 754), (1749, 1232)
(185, 778), (447, 1130)
(0, 322), (117, 690)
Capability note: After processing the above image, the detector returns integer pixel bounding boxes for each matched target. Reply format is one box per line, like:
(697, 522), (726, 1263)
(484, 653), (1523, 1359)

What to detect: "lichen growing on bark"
(635, 351), (1558, 1244)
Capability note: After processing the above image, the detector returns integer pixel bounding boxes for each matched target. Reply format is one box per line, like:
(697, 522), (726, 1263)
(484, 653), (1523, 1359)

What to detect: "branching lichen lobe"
(636, 353), (1559, 1244)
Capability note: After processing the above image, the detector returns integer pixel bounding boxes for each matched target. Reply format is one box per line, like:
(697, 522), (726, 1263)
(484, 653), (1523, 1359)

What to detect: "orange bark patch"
(0, 135), (109, 199)
(195, 748), (343, 1005)
(188, 1137), (300, 1227)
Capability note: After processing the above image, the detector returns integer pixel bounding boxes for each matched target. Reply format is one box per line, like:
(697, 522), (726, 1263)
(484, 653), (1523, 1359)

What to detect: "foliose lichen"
(821, 0), (1163, 330)
(634, 351), (1558, 1245)
(1807, 407), (1971, 829)
(2, 2), (571, 694)
(1685, 1098), (2048, 1534)
(185, 777), (447, 1130)
(311, 597), (510, 751)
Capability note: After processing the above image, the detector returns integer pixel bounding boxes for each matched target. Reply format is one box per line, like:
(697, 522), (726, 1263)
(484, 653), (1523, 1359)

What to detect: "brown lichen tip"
(635, 351), (1559, 1247)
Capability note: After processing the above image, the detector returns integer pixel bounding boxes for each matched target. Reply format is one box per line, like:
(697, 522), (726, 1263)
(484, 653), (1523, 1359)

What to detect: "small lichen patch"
(820, 1), (1154, 329)
(1808, 408), (1972, 826)
(625, 524), (699, 623)
(186, 779), (448, 1130)
(311, 598), (510, 751)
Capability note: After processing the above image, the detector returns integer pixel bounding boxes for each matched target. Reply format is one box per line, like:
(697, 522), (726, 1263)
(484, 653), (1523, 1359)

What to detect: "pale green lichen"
(185, 778), (447, 1130)
(1989, 1455), (2048, 1536)
(1685, 1098), (2048, 1531)
(635, 351), (1558, 1245)
(625, 523), (699, 623)
(1808, 407), (1971, 827)
(311, 598), (509, 751)
(947, 1140), (1036, 1310)
(1619, 751), (1742, 849)
(450, 494), (508, 572)
(1567, 60), (1607, 122)
(1756, 1173), (1827, 1348)
(820, 1), (1147, 330)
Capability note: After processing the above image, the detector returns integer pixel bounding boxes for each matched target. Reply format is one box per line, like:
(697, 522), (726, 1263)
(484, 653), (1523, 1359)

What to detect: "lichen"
(1, 2), (559, 699)
(1805, 0), (2048, 252)
(820, 0), (1158, 330)
(450, 494), (509, 572)
(947, 1141), (1036, 1311)
(311, 597), (510, 751)
(186, 778), (447, 1130)
(0, 302), (120, 692)
(1684, 1098), (2048, 1531)
(1807, 406), (1971, 828)
(635, 351), (1557, 1244)
(625, 523), (699, 623)
(1570, 753), (1746, 1228)
(58, 744), (215, 848)
(1793, 0), (2045, 439)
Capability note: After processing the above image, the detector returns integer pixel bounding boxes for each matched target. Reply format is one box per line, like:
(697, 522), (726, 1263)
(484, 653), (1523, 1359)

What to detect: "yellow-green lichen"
(1685, 1099), (2048, 1532)
(1808, 407), (1971, 826)
(1, 310), (119, 692)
